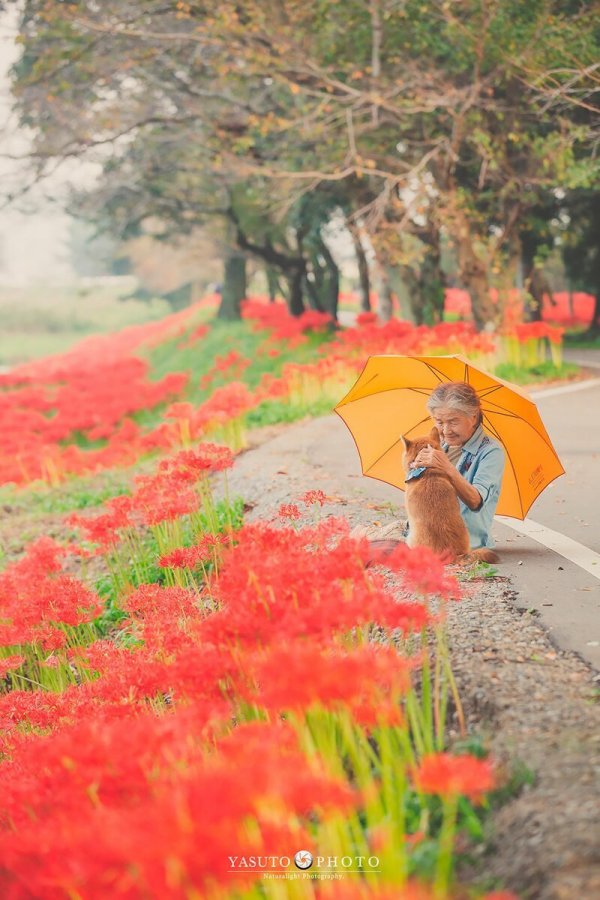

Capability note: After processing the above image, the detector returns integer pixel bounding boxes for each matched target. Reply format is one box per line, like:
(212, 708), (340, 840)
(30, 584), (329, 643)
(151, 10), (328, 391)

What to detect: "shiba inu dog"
(402, 427), (499, 564)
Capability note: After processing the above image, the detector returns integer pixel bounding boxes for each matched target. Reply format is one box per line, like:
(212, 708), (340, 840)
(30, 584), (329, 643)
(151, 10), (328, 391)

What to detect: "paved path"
(493, 375), (600, 669)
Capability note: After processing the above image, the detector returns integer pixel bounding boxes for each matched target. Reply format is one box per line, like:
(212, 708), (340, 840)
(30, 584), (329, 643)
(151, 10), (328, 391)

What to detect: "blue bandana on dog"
(405, 465), (427, 482)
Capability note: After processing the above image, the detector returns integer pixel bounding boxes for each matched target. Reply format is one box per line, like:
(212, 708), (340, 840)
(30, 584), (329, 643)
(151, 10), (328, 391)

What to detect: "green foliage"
(11, 0), (599, 330)
(134, 319), (331, 431)
(494, 361), (579, 384)
(9, 471), (133, 516)
(488, 759), (537, 808)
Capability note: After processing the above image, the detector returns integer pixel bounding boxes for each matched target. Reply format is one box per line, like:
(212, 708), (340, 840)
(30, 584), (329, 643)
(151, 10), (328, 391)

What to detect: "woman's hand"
(413, 444), (483, 510)
(412, 444), (454, 474)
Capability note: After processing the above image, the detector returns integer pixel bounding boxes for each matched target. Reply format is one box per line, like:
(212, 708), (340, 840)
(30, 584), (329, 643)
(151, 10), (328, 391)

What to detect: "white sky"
(0, 6), (77, 283)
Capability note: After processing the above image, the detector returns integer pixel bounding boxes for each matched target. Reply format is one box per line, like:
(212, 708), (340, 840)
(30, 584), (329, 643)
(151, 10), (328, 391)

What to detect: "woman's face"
(431, 406), (479, 446)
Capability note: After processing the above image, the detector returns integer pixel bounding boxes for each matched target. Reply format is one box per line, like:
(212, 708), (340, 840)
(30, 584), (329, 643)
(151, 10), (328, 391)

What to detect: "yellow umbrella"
(334, 354), (564, 519)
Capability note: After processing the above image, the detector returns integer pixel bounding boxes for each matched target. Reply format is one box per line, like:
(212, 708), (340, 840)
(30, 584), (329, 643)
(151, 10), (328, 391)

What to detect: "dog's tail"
(460, 547), (499, 564)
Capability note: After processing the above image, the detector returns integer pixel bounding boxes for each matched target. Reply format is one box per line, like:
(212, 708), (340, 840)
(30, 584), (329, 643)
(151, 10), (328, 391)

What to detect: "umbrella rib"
(477, 384), (537, 410)
(365, 414), (433, 472)
(476, 385), (505, 399)
(365, 436), (402, 474)
(482, 407), (563, 455)
(421, 361), (449, 383)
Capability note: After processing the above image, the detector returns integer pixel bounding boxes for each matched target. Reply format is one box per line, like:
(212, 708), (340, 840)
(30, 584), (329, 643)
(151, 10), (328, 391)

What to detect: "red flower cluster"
(0, 716), (354, 898)
(245, 641), (415, 721)
(414, 752), (495, 802)
(198, 520), (448, 649)
(69, 443), (234, 545)
(0, 303), (202, 485)
(0, 537), (102, 648)
(199, 349), (251, 389)
(278, 502), (301, 520)
(158, 533), (231, 569)
(177, 322), (209, 348)
(505, 321), (565, 345)
(301, 489), (327, 506)
(241, 298), (333, 339)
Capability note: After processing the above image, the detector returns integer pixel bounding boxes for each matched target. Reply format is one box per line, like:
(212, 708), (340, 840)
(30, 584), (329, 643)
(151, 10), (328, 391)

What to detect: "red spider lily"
(158, 444), (234, 478)
(243, 642), (415, 716)
(0, 300), (205, 485)
(158, 533), (231, 570)
(301, 489), (327, 507)
(0, 655), (25, 678)
(122, 583), (199, 620)
(198, 521), (435, 648)
(129, 474), (200, 527)
(278, 502), (301, 520)
(69, 444), (234, 548)
(187, 382), (256, 441)
(0, 717), (355, 898)
(368, 541), (460, 598)
(356, 311), (379, 326)
(164, 401), (195, 422)
(68, 494), (135, 550)
(413, 752), (495, 802)
(177, 323), (209, 349)
(199, 350), (251, 390)
(241, 298), (333, 339)
(0, 538), (103, 647)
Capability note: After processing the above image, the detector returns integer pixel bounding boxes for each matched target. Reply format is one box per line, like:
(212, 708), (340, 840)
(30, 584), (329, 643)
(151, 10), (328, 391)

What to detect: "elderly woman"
(411, 381), (505, 550)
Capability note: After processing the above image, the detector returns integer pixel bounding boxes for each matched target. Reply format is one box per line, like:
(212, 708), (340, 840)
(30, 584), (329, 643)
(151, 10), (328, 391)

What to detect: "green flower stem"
(434, 792), (460, 897)
(419, 629), (434, 753)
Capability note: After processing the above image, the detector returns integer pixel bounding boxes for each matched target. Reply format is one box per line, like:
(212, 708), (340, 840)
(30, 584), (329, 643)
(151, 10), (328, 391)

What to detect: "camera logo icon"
(294, 850), (313, 870)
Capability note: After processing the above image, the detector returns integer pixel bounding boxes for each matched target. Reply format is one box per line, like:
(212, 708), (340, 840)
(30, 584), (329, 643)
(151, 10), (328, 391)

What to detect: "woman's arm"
(445, 466), (483, 510)
(412, 446), (482, 510)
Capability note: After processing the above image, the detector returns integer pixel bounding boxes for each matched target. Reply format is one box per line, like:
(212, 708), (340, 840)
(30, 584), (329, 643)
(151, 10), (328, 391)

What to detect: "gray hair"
(426, 382), (483, 424)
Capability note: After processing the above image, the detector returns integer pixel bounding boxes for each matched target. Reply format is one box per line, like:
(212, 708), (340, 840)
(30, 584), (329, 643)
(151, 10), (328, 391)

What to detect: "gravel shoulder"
(220, 414), (600, 900)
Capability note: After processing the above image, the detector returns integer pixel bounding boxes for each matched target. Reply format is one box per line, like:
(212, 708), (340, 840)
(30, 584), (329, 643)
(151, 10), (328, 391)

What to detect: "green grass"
(564, 331), (600, 349)
(0, 468), (135, 516)
(133, 318), (333, 433)
(494, 360), (579, 384)
(0, 282), (174, 366)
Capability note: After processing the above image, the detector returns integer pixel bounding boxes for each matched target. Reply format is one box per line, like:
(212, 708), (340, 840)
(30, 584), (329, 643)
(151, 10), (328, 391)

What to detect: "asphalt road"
(321, 341), (600, 669)
(493, 370), (600, 670)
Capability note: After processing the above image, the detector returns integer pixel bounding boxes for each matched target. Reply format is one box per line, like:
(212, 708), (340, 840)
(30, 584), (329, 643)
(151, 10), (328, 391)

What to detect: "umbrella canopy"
(334, 354), (565, 519)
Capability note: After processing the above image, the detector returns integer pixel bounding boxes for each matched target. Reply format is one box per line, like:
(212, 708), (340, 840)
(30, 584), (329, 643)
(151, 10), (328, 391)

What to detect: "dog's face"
(401, 427), (441, 472)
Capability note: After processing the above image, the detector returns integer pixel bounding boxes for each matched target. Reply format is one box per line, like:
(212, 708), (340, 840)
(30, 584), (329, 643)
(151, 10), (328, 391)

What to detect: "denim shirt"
(442, 425), (505, 549)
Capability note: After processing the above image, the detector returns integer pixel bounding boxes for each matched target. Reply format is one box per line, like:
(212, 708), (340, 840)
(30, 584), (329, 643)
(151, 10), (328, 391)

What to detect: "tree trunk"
(378, 268), (395, 322)
(398, 266), (424, 324)
(401, 250), (445, 325)
(525, 267), (551, 322)
(318, 239), (340, 321)
(349, 223), (371, 311)
(287, 265), (306, 316)
(465, 267), (495, 331)
(458, 239), (496, 331)
(266, 266), (279, 303)
(586, 285), (600, 335)
(217, 251), (246, 320)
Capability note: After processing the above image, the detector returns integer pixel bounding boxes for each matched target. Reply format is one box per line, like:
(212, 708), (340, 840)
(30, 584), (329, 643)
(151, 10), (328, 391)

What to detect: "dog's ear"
(401, 435), (412, 450)
(429, 426), (441, 445)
